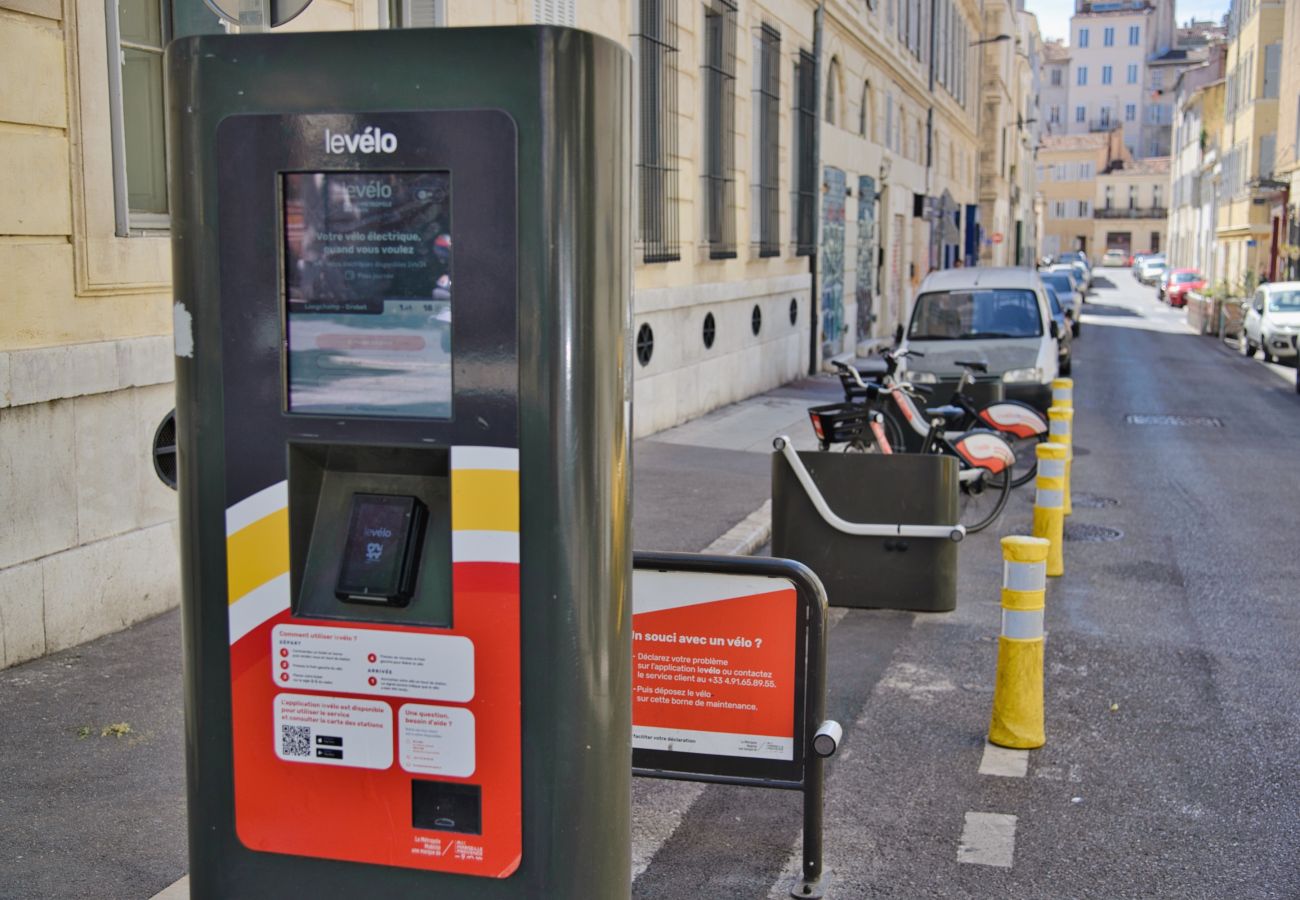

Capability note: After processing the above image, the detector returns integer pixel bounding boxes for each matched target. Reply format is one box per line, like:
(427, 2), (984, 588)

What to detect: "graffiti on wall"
(821, 167), (846, 358)
(855, 175), (876, 341)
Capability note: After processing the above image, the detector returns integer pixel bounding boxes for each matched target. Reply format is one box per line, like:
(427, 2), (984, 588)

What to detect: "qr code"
(280, 724), (311, 758)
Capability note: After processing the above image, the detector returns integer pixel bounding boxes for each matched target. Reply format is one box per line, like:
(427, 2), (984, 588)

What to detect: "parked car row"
(1240, 283), (1300, 365)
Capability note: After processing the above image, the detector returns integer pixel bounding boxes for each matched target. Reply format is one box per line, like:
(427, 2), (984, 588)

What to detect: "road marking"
(957, 811), (1018, 868)
(148, 876), (187, 899)
(978, 741), (1029, 778)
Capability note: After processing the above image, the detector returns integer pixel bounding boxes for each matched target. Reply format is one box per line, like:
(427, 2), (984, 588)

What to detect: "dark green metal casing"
(167, 27), (631, 898)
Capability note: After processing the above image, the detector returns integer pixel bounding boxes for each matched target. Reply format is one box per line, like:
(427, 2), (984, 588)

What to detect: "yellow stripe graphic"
(452, 469), (520, 533)
(226, 507), (290, 604)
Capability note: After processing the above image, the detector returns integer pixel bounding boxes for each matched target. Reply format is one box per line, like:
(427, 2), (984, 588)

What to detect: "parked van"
(898, 268), (1060, 412)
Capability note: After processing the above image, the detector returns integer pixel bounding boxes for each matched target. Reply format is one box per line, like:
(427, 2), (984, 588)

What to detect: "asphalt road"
(630, 268), (1300, 899)
(3, 268), (1298, 899)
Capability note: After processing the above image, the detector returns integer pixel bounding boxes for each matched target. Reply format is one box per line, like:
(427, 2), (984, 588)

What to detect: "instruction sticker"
(399, 704), (476, 777)
(631, 571), (798, 761)
(273, 624), (474, 701)
(274, 693), (393, 769)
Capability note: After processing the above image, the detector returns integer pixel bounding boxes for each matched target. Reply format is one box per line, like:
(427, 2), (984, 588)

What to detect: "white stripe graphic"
(1039, 458), (1067, 479)
(1002, 608), (1045, 640)
(958, 812), (1018, 868)
(225, 481), (288, 536)
(451, 446), (519, 471)
(1052, 388), (1071, 402)
(452, 530), (520, 564)
(1003, 560), (1047, 592)
(978, 742), (1029, 778)
(1036, 488), (1064, 508)
(1049, 420), (1071, 437)
(633, 570), (794, 614)
(229, 573), (290, 644)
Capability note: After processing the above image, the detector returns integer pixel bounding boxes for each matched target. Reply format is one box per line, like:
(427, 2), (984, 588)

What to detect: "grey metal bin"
(770, 437), (962, 612)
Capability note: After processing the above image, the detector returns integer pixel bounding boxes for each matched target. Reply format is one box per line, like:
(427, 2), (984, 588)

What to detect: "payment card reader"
(167, 26), (631, 899)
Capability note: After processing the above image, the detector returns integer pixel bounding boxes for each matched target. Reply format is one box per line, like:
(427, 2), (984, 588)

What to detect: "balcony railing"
(1095, 206), (1168, 219)
(1089, 119), (1119, 132)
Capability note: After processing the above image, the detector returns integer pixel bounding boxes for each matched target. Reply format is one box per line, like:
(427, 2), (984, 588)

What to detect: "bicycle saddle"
(924, 404), (966, 424)
(954, 360), (988, 373)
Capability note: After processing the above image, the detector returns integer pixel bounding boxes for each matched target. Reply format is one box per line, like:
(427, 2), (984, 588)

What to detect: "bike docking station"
(769, 436), (966, 612)
(167, 26), (634, 899)
(631, 551), (842, 899)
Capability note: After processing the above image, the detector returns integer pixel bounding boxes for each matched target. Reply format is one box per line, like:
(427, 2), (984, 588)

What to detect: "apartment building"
(1064, 0), (1174, 156)
(1166, 47), (1227, 280)
(1268, 0), (1298, 281)
(1038, 129), (1127, 259)
(1093, 155), (1170, 257)
(1040, 39), (1070, 137)
(1215, 0), (1285, 288)
(976, 0), (1040, 266)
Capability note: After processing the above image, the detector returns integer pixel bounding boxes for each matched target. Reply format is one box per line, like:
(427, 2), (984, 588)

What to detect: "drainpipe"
(808, 1), (824, 375)
(925, 0), (938, 271)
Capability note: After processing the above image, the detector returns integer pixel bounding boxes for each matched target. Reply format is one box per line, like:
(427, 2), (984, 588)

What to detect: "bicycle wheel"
(958, 466), (1012, 534)
(1006, 431), (1047, 488)
(876, 409), (908, 454)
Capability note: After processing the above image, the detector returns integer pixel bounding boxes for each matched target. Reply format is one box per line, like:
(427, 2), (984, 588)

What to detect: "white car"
(1241, 282), (1300, 362)
(1137, 257), (1167, 285)
(900, 267), (1060, 411)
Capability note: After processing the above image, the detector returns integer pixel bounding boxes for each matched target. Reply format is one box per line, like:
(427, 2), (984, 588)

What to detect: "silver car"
(1241, 282), (1300, 362)
(900, 268), (1060, 412)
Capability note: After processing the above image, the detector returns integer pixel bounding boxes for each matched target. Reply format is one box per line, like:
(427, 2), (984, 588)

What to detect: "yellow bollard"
(1033, 443), (1068, 577)
(989, 536), (1050, 749)
(1048, 406), (1074, 516)
(1051, 377), (1073, 410)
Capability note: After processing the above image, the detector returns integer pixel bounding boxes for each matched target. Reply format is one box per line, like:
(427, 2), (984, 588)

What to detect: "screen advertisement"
(283, 171), (452, 418)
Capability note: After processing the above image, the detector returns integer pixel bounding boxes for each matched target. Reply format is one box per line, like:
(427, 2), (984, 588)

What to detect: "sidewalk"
(0, 374), (844, 900)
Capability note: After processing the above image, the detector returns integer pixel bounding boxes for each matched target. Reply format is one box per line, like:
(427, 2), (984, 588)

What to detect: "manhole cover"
(1124, 414), (1223, 427)
(1064, 523), (1124, 543)
(1071, 492), (1119, 508)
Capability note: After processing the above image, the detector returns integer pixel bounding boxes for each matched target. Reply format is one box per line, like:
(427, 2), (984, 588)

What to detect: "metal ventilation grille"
(1124, 414), (1224, 427)
(152, 409), (178, 490)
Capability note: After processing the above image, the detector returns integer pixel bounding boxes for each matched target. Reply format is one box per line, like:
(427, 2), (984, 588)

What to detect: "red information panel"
(631, 571), (798, 761)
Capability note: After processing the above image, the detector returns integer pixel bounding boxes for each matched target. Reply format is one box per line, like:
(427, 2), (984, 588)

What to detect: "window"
(859, 81), (871, 138)
(1151, 70), (1163, 90)
(1127, 63), (1138, 84)
(1129, 25), (1140, 45)
(1104, 185), (1114, 208)
(1076, 199), (1091, 217)
(1078, 27), (1089, 48)
(1125, 103), (1135, 121)
(1051, 68), (1062, 87)
(1077, 66), (1087, 86)
(701, 0), (737, 259)
(1262, 42), (1281, 99)
(825, 56), (840, 126)
(885, 92), (894, 150)
(1053, 200), (1067, 218)
(1259, 134), (1275, 178)
(1152, 184), (1162, 208)
(792, 49), (817, 255)
(529, 0), (569, 24)
(1102, 65), (1112, 85)
(1099, 106), (1112, 126)
(751, 23), (780, 257)
(1128, 185), (1138, 208)
(634, 0), (681, 262)
(1049, 105), (1061, 124)
(107, 0), (171, 232)
(1103, 27), (1114, 46)
(1078, 162), (1094, 179)
(1076, 105), (1086, 123)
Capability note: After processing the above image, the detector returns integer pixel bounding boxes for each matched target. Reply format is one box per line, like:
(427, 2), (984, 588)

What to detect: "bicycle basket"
(807, 402), (872, 445)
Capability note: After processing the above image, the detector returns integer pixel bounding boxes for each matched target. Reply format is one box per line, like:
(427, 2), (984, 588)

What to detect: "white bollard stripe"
(1049, 420), (1071, 437)
(1052, 388), (1071, 403)
(1002, 608), (1045, 639)
(1039, 458), (1067, 478)
(1036, 488), (1064, 509)
(1003, 560), (1047, 592)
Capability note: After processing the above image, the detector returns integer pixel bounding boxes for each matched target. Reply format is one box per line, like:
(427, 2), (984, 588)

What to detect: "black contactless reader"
(335, 493), (427, 605)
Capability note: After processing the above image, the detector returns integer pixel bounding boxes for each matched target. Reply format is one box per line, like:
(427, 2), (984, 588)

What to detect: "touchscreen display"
(283, 171), (452, 418)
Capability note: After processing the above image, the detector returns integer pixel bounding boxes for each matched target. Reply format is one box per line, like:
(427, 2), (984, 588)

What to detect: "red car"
(1161, 269), (1206, 307)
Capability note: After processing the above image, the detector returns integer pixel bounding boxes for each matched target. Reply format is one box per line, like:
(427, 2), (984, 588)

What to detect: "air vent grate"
(1124, 414), (1223, 427)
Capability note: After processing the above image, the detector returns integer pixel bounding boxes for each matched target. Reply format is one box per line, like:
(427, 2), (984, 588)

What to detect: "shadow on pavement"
(1081, 301), (1142, 317)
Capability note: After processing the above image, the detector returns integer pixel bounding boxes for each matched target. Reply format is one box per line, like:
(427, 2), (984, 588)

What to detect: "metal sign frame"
(631, 550), (834, 899)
